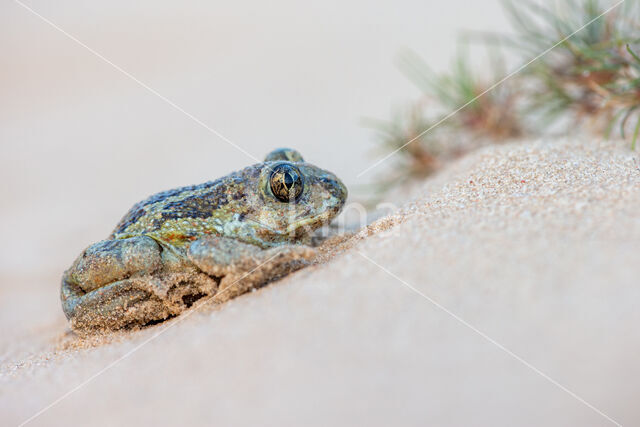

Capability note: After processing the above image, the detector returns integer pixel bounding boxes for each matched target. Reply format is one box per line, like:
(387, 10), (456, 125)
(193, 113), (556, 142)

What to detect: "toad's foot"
(61, 236), (218, 332)
(188, 237), (316, 304)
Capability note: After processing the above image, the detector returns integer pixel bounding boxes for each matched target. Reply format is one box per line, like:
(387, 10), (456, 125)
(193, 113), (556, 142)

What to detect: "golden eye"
(269, 164), (303, 202)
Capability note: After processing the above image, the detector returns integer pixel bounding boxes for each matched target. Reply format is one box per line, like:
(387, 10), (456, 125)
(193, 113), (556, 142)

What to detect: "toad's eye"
(269, 164), (304, 202)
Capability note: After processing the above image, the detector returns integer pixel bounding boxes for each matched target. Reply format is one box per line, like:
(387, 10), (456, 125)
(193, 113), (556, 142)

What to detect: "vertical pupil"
(271, 165), (302, 202)
(284, 173), (294, 189)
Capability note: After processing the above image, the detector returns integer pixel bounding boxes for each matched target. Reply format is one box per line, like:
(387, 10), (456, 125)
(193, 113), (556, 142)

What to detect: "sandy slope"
(2, 138), (639, 427)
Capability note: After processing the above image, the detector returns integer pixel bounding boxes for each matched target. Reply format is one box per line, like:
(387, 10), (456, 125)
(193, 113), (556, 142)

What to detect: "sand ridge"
(2, 138), (639, 426)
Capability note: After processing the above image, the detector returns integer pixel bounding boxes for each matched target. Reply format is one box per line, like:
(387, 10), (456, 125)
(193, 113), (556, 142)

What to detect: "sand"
(2, 137), (639, 426)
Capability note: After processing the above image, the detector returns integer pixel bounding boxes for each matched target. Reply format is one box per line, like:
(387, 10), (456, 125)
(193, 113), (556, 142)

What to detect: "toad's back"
(111, 174), (248, 246)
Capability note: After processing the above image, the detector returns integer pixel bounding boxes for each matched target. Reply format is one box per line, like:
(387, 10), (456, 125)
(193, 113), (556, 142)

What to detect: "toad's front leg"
(188, 237), (316, 303)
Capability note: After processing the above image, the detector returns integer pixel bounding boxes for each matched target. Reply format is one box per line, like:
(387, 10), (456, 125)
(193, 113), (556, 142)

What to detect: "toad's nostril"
(320, 177), (336, 186)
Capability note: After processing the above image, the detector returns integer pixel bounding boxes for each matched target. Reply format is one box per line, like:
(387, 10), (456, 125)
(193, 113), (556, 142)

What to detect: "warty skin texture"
(61, 149), (347, 332)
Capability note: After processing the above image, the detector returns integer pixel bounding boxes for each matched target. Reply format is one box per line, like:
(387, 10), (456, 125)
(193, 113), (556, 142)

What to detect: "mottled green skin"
(111, 157), (346, 250)
(61, 149), (347, 331)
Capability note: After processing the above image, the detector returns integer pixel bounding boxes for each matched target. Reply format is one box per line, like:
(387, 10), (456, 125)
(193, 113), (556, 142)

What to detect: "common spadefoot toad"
(61, 148), (347, 331)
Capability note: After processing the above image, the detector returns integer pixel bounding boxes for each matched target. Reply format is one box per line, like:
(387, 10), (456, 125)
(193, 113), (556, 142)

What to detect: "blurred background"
(0, 0), (513, 324)
(4, 3), (639, 426)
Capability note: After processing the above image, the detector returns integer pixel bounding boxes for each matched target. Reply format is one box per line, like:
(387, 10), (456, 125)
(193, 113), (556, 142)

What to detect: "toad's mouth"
(243, 210), (336, 236)
(285, 210), (335, 234)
